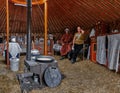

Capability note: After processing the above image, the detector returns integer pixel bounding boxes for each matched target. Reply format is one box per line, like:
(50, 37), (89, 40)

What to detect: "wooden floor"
(0, 55), (120, 93)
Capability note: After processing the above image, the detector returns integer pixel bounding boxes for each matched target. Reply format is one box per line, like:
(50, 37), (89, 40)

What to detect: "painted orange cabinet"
(90, 38), (97, 63)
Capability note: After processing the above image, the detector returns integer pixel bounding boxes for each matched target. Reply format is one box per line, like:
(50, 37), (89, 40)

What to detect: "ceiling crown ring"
(9, 0), (46, 5)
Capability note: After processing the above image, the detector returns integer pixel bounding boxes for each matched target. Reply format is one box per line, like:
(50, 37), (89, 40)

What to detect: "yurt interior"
(0, 0), (120, 93)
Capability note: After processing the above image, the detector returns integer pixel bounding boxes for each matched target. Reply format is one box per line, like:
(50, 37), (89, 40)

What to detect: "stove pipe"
(26, 0), (32, 61)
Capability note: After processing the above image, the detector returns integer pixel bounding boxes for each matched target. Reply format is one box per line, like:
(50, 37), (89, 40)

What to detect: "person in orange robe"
(60, 28), (73, 60)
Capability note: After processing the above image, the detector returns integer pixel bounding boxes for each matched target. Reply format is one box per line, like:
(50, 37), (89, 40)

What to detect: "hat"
(64, 28), (69, 31)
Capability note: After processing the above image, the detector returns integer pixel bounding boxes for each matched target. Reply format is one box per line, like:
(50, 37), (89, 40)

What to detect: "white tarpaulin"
(107, 34), (120, 72)
(96, 36), (106, 65)
(9, 42), (22, 58)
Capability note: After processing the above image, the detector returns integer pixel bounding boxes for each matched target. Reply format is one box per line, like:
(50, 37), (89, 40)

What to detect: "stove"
(17, 56), (62, 93)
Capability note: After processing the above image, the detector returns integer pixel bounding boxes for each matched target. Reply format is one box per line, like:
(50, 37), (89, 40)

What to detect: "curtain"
(96, 36), (106, 65)
(107, 34), (120, 72)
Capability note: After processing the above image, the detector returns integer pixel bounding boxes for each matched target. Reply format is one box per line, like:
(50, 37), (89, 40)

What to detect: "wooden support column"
(44, 0), (48, 55)
(6, 0), (10, 68)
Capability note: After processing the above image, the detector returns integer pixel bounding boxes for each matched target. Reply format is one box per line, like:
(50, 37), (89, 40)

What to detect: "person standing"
(70, 26), (85, 63)
(60, 28), (73, 60)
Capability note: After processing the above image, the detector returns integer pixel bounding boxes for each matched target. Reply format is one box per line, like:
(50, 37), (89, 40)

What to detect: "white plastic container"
(10, 58), (20, 71)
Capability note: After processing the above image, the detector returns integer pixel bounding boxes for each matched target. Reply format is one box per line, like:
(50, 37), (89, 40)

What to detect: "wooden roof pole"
(6, 0), (10, 68)
(44, 0), (48, 55)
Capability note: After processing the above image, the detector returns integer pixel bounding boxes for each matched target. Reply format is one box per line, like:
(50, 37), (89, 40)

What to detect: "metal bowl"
(31, 49), (40, 54)
(35, 56), (54, 63)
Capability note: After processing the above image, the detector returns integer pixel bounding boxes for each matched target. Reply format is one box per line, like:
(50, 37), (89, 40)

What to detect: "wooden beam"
(11, 0), (45, 5)
(6, 0), (10, 68)
(44, 0), (48, 55)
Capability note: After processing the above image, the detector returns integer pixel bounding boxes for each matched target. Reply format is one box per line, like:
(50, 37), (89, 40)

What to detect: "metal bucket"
(10, 58), (20, 71)
(31, 49), (40, 60)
